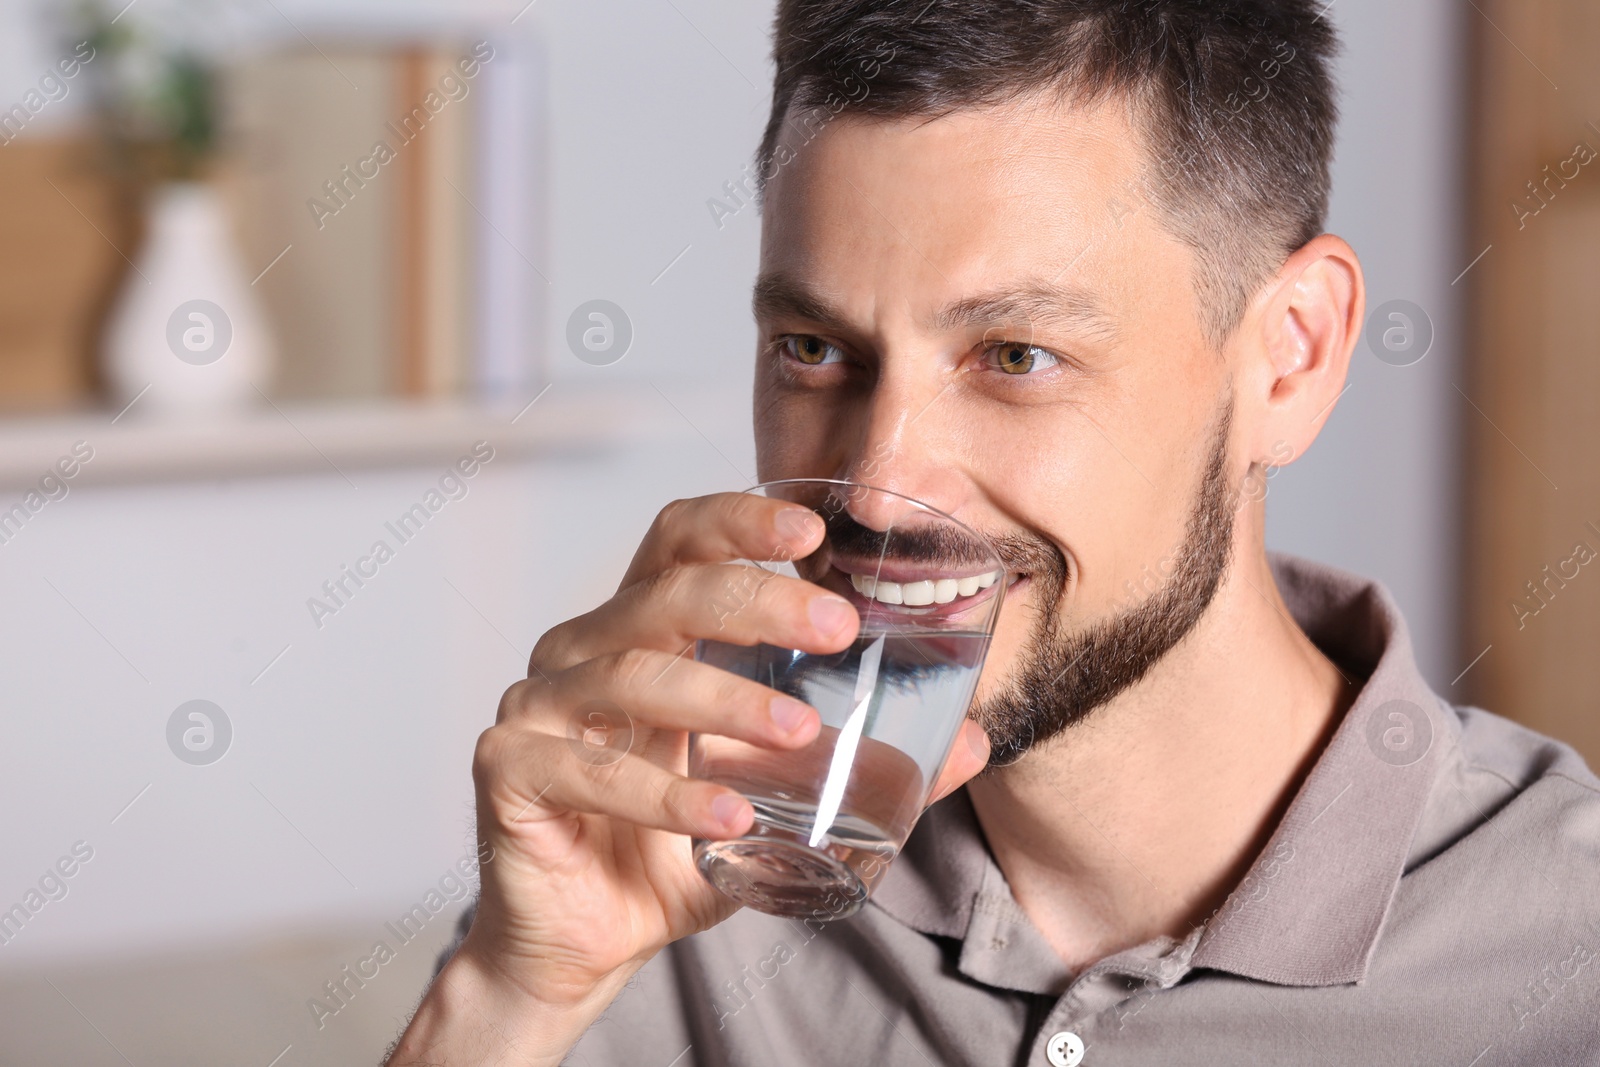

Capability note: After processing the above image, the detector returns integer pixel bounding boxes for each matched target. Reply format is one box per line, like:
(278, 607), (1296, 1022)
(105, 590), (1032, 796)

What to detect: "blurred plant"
(68, 0), (220, 183)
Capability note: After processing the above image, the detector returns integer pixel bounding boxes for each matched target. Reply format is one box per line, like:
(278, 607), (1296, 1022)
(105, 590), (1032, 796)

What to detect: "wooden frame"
(1463, 0), (1600, 766)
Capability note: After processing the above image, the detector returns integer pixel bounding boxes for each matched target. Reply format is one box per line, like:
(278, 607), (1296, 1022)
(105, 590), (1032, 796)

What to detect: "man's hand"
(386, 493), (991, 1065)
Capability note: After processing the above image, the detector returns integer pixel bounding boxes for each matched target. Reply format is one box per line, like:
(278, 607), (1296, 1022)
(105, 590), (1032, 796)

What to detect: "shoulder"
(1444, 703), (1600, 857)
(1450, 703), (1600, 798)
(1417, 703), (1600, 857)
(1377, 708), (1600, 1047)
(1406, 701), (1600, 906)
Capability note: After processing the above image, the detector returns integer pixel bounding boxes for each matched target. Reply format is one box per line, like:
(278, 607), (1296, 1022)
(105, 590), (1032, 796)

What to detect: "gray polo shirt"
(449, 554), (1600, 1065)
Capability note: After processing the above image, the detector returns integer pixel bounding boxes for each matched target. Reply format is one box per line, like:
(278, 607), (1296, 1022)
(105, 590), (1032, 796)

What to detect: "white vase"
(103, 182), (275, 415)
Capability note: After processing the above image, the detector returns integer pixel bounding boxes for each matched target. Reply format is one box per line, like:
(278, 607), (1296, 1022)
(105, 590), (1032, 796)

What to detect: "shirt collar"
(871, 552), (1451, 988)
(871, 785), (988, 941)
(1189, 552), (1450, 984)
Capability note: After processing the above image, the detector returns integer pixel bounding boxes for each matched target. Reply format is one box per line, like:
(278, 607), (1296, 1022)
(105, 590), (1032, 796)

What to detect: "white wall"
(1265, 0), (1465, 687)
(0, 433), (736, 966)
(0, 0), (1462, 971)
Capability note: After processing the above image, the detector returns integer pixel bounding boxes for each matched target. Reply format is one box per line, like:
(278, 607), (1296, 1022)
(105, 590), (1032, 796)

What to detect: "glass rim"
(742, 477), (1004, 569)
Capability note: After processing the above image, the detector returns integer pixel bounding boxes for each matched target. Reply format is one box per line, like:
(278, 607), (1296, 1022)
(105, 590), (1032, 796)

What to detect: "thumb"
(927, 718), (990, 804)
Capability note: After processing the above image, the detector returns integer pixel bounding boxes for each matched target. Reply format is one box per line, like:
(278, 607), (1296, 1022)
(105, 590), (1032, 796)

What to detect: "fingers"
(532, 563), (858, 674)
(474, 724), (753, 841)
(478, 691), (985, 859)
(501, 653), (821, 749)
(928, 719), (991, 804)
(618, 493), (824, 591)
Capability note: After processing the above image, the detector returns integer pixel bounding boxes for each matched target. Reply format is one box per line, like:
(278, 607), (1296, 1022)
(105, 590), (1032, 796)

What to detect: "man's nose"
(834, 375), (967, 524)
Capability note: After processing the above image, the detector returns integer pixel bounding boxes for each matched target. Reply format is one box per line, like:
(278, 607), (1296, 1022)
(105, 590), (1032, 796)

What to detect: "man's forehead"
(755, 93), (1171, 337)
(763, 91), (1149, 219)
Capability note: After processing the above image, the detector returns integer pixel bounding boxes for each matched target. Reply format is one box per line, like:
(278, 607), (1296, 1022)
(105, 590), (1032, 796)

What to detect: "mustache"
(819, 506), (1066, 584)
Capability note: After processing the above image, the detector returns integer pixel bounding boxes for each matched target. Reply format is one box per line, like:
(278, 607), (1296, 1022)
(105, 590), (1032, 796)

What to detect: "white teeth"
(849, 570), (1001, 607)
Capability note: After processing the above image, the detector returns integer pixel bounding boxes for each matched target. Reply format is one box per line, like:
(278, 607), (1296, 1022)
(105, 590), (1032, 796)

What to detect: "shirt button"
(1046, 1031), (1084, 1067)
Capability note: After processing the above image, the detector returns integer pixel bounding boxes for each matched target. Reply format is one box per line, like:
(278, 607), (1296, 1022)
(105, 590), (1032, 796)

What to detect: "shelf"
(0, 383), (690, 490)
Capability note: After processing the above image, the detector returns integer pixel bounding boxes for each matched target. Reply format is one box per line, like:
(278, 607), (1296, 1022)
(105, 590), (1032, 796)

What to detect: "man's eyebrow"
(752, 273), (852, 333)
(752, 273), (1118, 343)
(934, 282), (1119, 343)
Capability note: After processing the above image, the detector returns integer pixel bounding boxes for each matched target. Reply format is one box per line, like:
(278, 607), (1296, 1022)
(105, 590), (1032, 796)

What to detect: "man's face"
(753, 94), (1244, 762)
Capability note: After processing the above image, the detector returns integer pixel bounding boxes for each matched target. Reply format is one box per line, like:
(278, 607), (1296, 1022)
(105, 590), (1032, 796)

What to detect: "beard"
(970, 401), (1238, 767)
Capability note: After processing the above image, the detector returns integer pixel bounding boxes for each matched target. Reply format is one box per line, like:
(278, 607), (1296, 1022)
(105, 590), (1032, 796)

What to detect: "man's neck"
(965, 549), (1356, 973)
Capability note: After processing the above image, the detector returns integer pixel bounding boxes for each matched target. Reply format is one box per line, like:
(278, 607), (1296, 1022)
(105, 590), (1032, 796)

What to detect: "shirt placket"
(1026, 931), (1198, 1066)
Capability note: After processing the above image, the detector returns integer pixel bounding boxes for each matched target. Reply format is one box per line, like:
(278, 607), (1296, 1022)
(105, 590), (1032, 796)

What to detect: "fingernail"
(775, 507), (820, 544)
(711, 793), (747, 830)
(809, 595), (855, 637)
(770, 695), (811, 734)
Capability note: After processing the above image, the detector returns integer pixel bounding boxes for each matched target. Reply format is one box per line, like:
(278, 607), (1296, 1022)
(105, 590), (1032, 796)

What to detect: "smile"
(846, 568), (1001, 606)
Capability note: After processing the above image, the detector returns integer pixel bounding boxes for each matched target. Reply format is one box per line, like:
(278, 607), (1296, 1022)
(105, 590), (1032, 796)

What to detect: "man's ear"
(1239, 234), (1365, 467)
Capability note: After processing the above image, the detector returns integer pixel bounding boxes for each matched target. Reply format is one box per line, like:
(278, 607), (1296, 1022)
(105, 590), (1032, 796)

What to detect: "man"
(389, 2), (1600, 1064)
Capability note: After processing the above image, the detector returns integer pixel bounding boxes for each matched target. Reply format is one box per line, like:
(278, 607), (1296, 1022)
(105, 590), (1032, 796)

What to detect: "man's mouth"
(820, 555), (1019, 618)
(845, 567), (1001, 606)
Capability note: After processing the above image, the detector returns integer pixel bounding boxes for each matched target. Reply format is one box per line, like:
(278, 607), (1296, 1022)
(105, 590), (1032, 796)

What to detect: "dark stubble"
(971, 402), (1238, 767)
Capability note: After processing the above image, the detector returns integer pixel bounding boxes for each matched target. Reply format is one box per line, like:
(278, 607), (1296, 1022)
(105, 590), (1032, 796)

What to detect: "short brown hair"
(758, 0), (1340, 347)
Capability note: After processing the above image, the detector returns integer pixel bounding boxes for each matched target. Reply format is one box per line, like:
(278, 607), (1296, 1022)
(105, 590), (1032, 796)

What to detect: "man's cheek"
(753, 397), (836, 478)
(975, 598), (1038, 695)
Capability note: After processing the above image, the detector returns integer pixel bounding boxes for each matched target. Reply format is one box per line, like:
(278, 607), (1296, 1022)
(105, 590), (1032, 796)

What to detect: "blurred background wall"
(1, 0), (1589, 1062)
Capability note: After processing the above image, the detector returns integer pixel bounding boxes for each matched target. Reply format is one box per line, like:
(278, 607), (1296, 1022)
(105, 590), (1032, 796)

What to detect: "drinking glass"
(690, 479), (1005, 920)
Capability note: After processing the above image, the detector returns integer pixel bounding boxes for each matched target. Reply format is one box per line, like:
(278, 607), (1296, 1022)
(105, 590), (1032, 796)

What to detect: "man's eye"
(984, 342), (1060, 375)
(782, 335), (844, 366)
